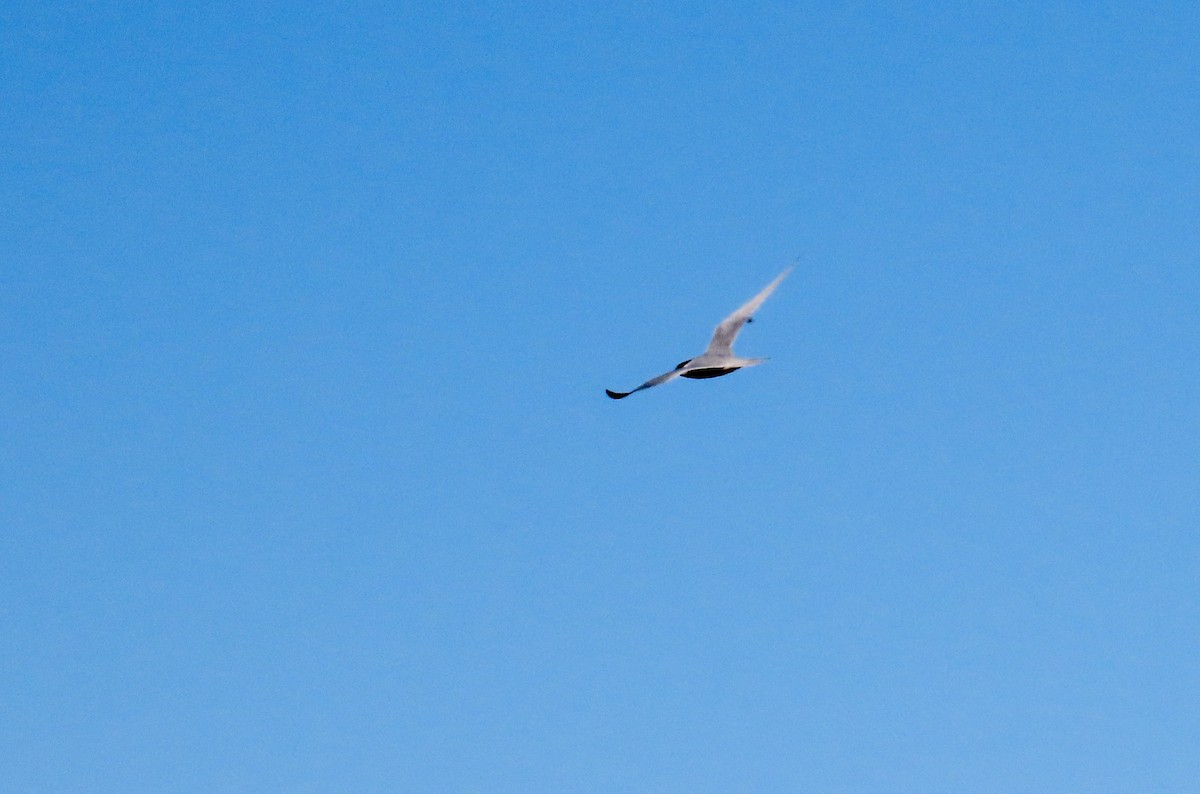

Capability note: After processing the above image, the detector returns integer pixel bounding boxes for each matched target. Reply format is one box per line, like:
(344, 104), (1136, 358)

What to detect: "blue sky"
(3, 1), (1198, 790)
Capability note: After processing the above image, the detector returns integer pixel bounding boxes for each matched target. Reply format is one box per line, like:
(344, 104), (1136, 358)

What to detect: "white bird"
(606, 268), (792, 400)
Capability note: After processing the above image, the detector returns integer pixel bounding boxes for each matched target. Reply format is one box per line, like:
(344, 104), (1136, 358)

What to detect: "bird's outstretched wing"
(704, 268), (792, 356)
(605, 367), (685, 400)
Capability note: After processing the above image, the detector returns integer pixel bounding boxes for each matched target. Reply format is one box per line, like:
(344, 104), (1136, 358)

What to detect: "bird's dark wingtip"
(605, 389), (630, 400)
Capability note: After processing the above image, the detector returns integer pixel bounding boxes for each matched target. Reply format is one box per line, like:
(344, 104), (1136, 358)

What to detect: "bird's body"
(605, 268), (791, 399)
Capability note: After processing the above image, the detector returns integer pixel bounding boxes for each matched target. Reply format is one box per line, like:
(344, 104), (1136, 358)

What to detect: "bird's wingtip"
(605, 389), (630, 400)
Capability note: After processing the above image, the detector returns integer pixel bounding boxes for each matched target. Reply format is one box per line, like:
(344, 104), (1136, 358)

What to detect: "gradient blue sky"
(3, 2), (1199, 791)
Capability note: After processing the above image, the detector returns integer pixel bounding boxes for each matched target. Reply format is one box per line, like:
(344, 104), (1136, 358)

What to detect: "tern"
(605, 268), (791, 399)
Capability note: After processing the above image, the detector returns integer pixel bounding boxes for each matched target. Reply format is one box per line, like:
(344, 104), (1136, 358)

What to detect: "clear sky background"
(3, 2), (1199, 791)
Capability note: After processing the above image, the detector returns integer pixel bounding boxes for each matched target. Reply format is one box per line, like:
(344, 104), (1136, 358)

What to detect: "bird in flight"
(606, 268), (792, 400)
